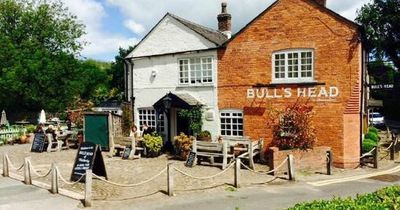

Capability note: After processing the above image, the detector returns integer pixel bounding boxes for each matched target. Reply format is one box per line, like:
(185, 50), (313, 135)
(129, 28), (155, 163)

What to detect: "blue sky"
(62, 0), (370, 62)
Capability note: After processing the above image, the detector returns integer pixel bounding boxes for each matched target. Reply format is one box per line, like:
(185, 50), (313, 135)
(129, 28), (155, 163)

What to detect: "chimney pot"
(217, 2), (232, 38)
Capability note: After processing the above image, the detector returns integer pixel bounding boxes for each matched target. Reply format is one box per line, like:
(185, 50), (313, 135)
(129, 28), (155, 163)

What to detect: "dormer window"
(179, 57), (213, 85)
(272, 49), (314, 83)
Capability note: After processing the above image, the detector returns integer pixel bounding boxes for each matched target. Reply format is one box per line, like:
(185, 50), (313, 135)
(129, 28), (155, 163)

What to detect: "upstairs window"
(272, 49), (314, 83)
(179, 57), (213, 85)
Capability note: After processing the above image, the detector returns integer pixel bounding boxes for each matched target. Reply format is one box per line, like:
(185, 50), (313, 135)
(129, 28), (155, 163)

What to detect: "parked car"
(369, 112), (385, 128)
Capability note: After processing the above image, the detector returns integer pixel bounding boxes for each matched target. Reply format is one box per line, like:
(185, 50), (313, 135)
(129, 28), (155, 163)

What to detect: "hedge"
(362, 139), (377, 153)
(287, 185), (400, 210)
(365, 132), (379, 143)
(368, 127), (379, 135)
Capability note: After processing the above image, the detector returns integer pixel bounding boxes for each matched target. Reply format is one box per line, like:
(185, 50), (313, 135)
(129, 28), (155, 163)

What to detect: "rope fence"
(239, 157), (288, 175)
(174, 162), (235, 180)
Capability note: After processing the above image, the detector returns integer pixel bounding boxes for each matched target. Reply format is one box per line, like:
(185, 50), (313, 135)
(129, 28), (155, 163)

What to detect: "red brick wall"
(218, 0), (361, 168)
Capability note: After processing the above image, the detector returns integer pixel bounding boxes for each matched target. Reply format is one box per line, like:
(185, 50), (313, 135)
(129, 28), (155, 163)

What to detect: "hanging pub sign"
(370, 84), (394, 90)
(247, 86), (340, 99)
(70, 142), (107, 182)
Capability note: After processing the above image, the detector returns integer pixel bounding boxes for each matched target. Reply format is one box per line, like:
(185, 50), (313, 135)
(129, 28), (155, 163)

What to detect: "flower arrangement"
(271, 100), (316, 150)
(174, 132), (194, 160)
(143, 132), (163, 157)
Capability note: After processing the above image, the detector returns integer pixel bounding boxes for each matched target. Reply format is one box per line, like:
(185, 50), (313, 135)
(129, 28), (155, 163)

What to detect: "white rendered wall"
(131, 50), (220, 140)
(128, 15), (217, 58)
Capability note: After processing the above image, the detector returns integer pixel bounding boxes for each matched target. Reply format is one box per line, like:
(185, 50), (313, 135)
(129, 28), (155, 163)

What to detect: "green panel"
(84, 114), (109, 150)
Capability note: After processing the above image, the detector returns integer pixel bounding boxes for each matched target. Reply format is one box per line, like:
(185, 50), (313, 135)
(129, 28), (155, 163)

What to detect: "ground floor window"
(138, 108), (165, 132)
(220, 110), (244, 137)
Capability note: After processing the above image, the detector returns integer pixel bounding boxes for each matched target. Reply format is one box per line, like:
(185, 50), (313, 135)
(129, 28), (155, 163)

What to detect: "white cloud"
(60, 0), (137, 60)
(124, 19), (146, 34)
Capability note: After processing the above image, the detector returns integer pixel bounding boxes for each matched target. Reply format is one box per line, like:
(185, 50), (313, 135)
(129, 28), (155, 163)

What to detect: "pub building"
(125, 0), (368, 168)
(217, 0), (367, 168)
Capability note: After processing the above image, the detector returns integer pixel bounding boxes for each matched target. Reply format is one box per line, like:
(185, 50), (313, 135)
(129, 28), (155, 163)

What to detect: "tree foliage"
(356, 0), (400, 69)
(0, 0), (87, 112)
(109, 46), (135, 94)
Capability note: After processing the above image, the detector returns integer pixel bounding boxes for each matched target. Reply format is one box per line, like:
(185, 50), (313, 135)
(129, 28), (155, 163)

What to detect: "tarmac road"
(1, 171), (400, 210)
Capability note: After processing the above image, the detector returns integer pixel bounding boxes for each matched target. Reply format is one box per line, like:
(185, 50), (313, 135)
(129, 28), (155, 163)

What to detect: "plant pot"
(20, 135), (28, 144)
(146, 150), (161, 158)
(197, 136), (211, 142)
(180, 150), (190, 160)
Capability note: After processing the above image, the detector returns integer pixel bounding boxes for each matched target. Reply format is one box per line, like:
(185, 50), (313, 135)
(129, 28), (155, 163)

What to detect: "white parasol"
(0, 110), (8, 126)
(38, 109), (46, 124)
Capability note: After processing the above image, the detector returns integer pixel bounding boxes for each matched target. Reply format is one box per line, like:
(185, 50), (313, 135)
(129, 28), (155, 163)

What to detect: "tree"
(109, 46), (135, 94)
(0, 0), (86, 112)
(356, 0), (400, 69)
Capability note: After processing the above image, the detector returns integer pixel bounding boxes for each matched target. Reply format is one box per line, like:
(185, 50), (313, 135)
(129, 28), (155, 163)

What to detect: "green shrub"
(25, 125), (36, 133)
(288, 186), (400, 209)
(143, 132), (163, 153)
(365, 132), (379, 143)
(362, 138), (377, 153)
(368, 127), (379, 135)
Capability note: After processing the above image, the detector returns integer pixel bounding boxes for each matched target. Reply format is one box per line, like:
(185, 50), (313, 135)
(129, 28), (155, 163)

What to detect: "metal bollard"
(50, 163), (59, 194)
(234, 158), (241, 188)
(287, 154), (295, 181)
(326, 151), (333, 175)
(24, 158), (31, 185)
(167, 163), (174, 196)
(84, 170), (92, 207)
(2, 154), (9, 177)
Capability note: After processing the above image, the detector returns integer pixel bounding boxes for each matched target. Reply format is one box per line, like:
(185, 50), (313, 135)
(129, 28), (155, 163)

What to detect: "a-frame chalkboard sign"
(31, 133), (46, 153)
(70, 142), (107, 182)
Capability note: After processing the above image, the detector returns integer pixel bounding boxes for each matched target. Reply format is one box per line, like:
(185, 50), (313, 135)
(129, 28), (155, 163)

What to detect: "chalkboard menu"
(185, 152), (196, 167)
(70, 142), (107, 182)
(122, 147), (131, 160)
(31, 133), (46, 153)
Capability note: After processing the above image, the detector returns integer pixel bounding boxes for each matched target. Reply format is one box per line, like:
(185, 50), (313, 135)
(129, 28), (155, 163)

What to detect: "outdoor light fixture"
(163, 95), (172, 111)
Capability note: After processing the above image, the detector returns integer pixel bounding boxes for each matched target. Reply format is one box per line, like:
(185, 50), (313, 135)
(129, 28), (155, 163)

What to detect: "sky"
(61, 0), (371, 61)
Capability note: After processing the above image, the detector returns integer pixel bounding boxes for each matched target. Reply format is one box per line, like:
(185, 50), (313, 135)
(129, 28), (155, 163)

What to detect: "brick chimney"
(217, 2), (232, 38)
(314, 0), (327, 6)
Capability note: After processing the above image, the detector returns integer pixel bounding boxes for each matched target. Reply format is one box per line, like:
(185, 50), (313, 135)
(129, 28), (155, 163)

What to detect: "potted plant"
(143, 132), (163, 157)
(174, 132), (193, 160)
(197, 130), (211, 141)
(25, 125), (36, 143)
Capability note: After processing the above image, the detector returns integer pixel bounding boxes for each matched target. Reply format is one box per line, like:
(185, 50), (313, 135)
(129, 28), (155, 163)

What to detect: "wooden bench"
(46, 134), (63, 152)
(192, 140), (234, 169)
(113, 136), (144, 159)
(225, 137), (264, 170)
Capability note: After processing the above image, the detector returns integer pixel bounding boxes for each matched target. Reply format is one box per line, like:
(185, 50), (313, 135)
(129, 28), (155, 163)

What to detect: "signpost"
(31, 133), (46, 153)
(121, 147), (131, 160)
(70, 142), (107, 182)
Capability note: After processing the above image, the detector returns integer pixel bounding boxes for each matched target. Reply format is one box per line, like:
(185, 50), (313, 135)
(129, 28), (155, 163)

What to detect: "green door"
(84, 114), (109, 151)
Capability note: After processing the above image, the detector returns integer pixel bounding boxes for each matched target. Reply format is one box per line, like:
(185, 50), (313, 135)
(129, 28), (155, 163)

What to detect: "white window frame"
(272, 49), (315, 84)
(220, 109), (244, 137)
(178, 56), (214, 85)
(138, 108), (165, 133)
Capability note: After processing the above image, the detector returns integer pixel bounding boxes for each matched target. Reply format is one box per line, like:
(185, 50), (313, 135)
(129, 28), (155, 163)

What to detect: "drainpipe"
(124, 58), (135, 122)
(360, 43), (367, 156)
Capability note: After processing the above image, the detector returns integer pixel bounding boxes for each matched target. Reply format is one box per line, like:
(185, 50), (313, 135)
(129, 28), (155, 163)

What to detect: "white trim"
(272, 49), (315, 84)
(178, 56), (215, 86)
(220, 109), (244, 137)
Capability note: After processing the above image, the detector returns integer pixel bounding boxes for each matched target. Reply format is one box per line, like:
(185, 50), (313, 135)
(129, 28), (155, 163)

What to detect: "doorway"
(176, 110), (190, 136)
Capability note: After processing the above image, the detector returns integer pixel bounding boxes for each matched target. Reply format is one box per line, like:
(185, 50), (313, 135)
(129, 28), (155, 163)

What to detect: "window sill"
(177, 84), (215, 88)
(254, 81), (325, 88)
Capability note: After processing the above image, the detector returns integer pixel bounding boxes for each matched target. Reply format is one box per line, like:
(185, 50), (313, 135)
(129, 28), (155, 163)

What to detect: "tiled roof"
(168, 13), (228, 46)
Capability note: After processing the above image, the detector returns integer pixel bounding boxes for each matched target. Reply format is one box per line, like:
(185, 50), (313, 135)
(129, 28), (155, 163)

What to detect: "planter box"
(268, 146), (331, 174)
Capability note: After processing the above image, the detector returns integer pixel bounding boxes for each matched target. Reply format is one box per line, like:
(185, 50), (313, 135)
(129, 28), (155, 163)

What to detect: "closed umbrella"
(0, 110), (7, 126)
(38, 109), (46, 124)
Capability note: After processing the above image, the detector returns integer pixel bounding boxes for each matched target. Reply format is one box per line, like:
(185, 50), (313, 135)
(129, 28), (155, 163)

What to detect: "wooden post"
(249, 141), (255, 169)
(192, 139), (198, 166)
(234, 158), (241, 188)
(390, 141), (395, 161)
(50, 163), (59, 194)
(24, 158), (31, 185)
(2, 154), (9, 177)
(287, 154), (295, 181)
(167, 163), (174, 196)
(84, 169), (92, 207)
(373, 146), (378, 169)
(222, 141), (228, 169)
(326, 151), (332, 175)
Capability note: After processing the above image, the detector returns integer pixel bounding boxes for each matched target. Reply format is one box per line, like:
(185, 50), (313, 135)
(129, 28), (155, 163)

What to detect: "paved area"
(92, 171), (400, 210)
(0, 177), (81, 210)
